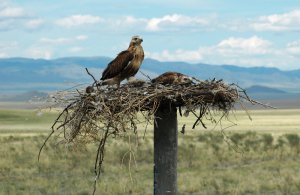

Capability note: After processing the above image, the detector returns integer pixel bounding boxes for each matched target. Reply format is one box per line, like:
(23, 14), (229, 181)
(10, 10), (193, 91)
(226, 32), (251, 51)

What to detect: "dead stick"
(85, 68), (97, 83)
(139, 70), (152, 81)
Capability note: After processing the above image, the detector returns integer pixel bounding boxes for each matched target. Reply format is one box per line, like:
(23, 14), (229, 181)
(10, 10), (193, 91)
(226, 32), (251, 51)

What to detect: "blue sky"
(1, 0), (300, 70)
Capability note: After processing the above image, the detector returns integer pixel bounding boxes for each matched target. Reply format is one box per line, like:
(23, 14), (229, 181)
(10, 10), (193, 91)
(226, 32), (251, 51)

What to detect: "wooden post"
(154, 104), (178, 195)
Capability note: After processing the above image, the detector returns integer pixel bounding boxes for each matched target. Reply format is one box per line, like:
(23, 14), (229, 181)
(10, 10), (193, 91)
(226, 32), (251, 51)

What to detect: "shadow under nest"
(38, 76), (264, 194)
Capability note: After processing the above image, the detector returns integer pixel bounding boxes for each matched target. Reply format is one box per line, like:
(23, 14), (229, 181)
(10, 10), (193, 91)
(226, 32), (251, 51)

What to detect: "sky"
(1, 0), (300, 70)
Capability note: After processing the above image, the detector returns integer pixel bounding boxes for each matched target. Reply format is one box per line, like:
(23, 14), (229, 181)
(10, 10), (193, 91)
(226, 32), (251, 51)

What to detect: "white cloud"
(148, 36), (273, 62)
(0, 41), (18, 50)
(100, 14), (213, 32)
(218, 36), (270, 49)
(106, 16), (147, 33)
(146, 14), (210, 31)
(251, 10), (300, 32)
(0, 4), (46, 32)
(147, 36), (290, 68)
(0, 41), (18, 57)
(122, 16), (147, 25)
(147, 49), (204, 62)
(25, 19), (44, 29)
(216, 36), (272, 55)
(68, 47), (83, 53)
(75, 35), (88, 41)
(0, 52), (8, 58)
(116, 16), (146, 26)
(286, 40), (300, 55)
(0, 4), (28, 30)
(27, 48), (52, 59)
(40, 37), (70, 45)
(39, 35), (88, 45)
(55, 15), (102, 28)
(222, 10), (300, 32)
(0, 6), (26, 18)
(0, 19), (16, 30)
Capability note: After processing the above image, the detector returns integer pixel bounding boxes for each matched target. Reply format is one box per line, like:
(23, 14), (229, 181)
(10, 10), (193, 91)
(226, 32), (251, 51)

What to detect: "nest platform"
(38, 76), (265, 193)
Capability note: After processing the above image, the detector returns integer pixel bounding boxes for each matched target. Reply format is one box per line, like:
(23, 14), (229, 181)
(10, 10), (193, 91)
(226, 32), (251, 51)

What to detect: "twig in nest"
(181, 124), (186, 134)
(85, 68), (97, 83)
(93, 125), (110, 195)
(179, 106), (182, 117)
(235, 84), (276, 109)
(38, 102), (77, 161)
(191, 107), (208, 129)
(139, 70), (152, 81)
(219, 122), (244, 154)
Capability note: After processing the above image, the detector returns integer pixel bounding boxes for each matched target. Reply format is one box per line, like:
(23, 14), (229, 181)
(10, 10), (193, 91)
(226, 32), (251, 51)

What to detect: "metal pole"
(154, 104), (178, 195)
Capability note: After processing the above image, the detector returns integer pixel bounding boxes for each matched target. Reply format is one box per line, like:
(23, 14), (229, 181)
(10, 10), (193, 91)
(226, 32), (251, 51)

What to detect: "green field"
(0, 109), (300, 194)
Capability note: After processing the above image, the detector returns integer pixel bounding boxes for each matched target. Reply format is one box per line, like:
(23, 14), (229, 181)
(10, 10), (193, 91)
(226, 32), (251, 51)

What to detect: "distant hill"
(0, 91), (48, 102)
(0, 57), (300, 94)
(245, 85), (300, 100)
(246, 85), (287, 94)
(141, 59), (300, 93)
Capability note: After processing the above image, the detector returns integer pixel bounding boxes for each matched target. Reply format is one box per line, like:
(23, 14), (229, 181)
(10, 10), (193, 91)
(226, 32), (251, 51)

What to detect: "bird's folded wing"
(152, 72), (178, 84)
(101, 50), (134, 80)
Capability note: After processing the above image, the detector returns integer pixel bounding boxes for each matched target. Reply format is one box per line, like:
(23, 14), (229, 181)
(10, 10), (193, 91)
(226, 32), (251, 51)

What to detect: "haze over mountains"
(0, 57), (300, 102)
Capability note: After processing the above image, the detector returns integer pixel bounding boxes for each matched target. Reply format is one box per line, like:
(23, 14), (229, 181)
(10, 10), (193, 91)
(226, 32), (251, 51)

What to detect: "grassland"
(0, 108), (300, 194)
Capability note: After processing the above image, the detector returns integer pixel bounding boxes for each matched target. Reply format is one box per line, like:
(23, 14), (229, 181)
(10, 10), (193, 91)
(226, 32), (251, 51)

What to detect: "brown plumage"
(101, 35), (144, 86)
(151, 72), (192, 85)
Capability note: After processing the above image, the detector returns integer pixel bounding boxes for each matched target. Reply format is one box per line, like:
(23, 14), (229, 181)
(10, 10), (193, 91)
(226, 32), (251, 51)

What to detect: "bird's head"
(130, 35), (143, 46)
(179, 75), (193, 84)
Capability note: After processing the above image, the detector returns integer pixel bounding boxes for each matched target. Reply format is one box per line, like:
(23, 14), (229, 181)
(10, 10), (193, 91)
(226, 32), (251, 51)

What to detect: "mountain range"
(0, 57), (300, 96)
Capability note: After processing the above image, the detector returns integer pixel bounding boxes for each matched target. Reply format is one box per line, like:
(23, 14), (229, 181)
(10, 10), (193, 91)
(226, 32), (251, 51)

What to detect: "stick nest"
(38, 76), (262, 194)
(46, 79), (245, 142)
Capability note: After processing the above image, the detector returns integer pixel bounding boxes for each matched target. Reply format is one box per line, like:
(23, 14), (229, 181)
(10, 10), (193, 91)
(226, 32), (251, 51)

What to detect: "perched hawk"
(100, 35), (144, 86)
(151, 72), (192, 85)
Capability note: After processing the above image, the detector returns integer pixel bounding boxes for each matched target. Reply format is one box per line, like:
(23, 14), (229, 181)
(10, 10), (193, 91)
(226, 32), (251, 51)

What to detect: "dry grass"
(2, 130), (300, 194)
(0, 108), (299, 194)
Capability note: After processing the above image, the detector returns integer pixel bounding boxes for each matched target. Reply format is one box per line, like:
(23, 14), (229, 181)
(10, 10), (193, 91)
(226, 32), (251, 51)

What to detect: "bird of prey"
(100, 35), (144, 87)
(151, 72), (193, 85)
